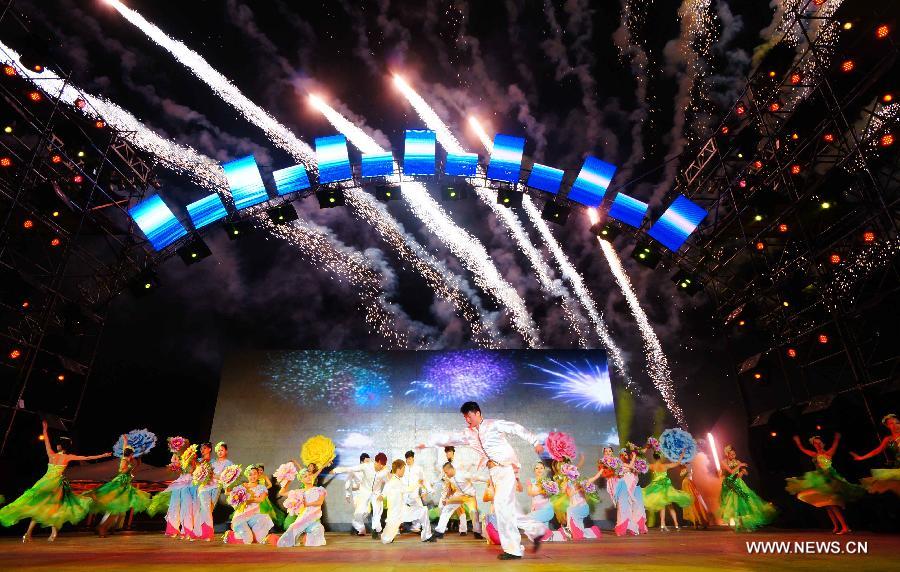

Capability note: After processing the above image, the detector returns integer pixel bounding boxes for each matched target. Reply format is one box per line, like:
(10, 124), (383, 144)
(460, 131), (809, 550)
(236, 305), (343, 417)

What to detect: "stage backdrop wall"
(210, 349), (621, 528)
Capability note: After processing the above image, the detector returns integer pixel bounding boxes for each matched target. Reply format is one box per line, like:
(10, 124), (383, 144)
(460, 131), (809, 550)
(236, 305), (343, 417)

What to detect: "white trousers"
(350, 489), (372, 533)
(490, 465), (548, 556)
(381, 504), (431, 543)
(370, 493), (385, 532)
(436, 498), (481, 534)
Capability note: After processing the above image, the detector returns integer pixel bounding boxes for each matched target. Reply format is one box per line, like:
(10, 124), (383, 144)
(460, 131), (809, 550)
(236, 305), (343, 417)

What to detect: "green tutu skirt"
(85, 473), (151, 516)
(786, 466), (864, 508)
(259, 496), (286, 530)
(861, 468), (900, 496)
(146, 491), (172, 518)
(0, 464), (92, 529)
(643, 472), (692, 512)
(719, 473), (776, 531)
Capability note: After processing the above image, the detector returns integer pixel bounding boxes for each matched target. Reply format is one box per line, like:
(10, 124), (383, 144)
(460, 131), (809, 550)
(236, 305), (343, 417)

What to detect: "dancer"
(562, 465), (601, 540)
(419, 401), (549, 559)
(611, 447), (648, 536)
(224, 464), (274, 544)
(718, 445), (776, 532)
(527, 462), (565, 542)
(380, 459), (436, 543)
(86, 434), (151, 537)
(402, 450), (432, 529)
(643, 452), (691, 531)
(785, 433), (862, 534)
(432, 462), (482, 539)
(680, 463), (710, 529)
(186, 443), (216, 541)
(851, 413), (900, 496)
(0, 420), (110, 541)
(332, 453), (376, 536)
(275, 466), (327, 547)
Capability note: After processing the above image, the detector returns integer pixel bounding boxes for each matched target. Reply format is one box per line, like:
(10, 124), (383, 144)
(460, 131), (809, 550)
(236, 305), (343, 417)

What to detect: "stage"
(0, 529), (897, 571)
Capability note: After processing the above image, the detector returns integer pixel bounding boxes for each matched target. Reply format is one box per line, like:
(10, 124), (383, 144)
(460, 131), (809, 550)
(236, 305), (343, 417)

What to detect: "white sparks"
(468, 116), (494, 151)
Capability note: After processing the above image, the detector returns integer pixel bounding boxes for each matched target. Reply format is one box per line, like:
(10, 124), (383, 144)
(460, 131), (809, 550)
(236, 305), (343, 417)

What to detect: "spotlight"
(223, 220), (254, 240)
(316, 188), (345, 208)
(782, 301), (790, 307)
(52, 211), (59, 218)
(50, 154), (62, 164)
(876, 25), (889, 39)
(883, 94), (894, 103)
(73, 175), (84, 184)
(176, 236), (212, 265)
(770, 431), (778, 438)
(3, 64), (15, 76)
(791, 133), (799, 141)
(755, 241), (765, 251)
(632, 242), (660, 269)
(74, 98), (86, 109)
(754, 214), (763, 222)
(50, 238), (61, 247)
(738, 179), (747, 188)
(753, 160), (763, 170)
(57, 374), (65, 382)
(266, 203), (299, 224)
(94, 120), (105, 129)
(3, 125), (12, 134)
(375, 184), (400, 202)
(27, 91), (42, 102)
(768, 102), (781, 112)
(671, 270), (702, 296)
(863, 230), (875, 243)
(735, 104), (746, 116)
(880, 133), (894, 147)
(77, 151), (85, 158)
(821, 201), (831, 209)
(23, 219), (34, 229)
(720, 126), (729, 135)
(128, 270), (159, 297)
(9, 348), (22, 360)
(818, 333), (829, 344)
(592, 222), (621, 240)
(829, 253), (841, 264)
(738, 320), (746, 327)
(442, 184), (469, 201)
(790, 164), (801, 175)
(787, 348), (797, 358)
(790, 73), (801, 85)
(540, 201), (570, 224)
(778, 223), (789, 233)
(496, 188), (522, 208)
(840, 60), (855, 73)
(768, 70), (776, 78)
(0, 157), (12, 167)
(823, 133), (834, 143)
(753, 372), (763, 380)
(843, 22), (853, 31)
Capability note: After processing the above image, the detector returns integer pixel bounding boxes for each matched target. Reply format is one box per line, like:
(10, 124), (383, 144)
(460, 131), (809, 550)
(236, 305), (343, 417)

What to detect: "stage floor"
(0, 529), (897, 571)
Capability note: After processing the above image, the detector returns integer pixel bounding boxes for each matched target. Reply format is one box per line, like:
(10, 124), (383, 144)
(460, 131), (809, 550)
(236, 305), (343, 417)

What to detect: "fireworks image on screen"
(405, 350), (515, 406)
(526, 358), (614, 412)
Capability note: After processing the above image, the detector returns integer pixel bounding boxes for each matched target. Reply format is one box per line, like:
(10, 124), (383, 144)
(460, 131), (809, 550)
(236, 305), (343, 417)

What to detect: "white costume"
(381, 474), (432, 543)
(429, 419), (549, 557)
(435, 471), (482, 535)
(333, 461), (374, 534)
(402, 462), (432, 507)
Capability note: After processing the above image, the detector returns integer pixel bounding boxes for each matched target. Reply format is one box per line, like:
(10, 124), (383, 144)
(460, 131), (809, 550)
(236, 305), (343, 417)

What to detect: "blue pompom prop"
(659, 428), (697, 463)
(113, 428), (158, 458)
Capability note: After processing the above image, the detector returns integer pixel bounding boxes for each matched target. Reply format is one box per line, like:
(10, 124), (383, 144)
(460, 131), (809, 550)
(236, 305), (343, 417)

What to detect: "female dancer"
(719, 445), (776, 532)
(563, 470), (601, 540)
(146, 438), (197, 539)
(786, 434), (861, 534)
(87, 434), (151, 537)
(191, 443), (216, 541)
(851, 413), (900, 496)
(0, 420), (111, 541)
(612, 448), (647, 536)
(275, 466), (327, 547)
(481, 478), (501, 545)
(527, 462), (565, 542)
(680, 463), (710, 529)
(643, 452), (691, 531)
(224, 464), (274, 544)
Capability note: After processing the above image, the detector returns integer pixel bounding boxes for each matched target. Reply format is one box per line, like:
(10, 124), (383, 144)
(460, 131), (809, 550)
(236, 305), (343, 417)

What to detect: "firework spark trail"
(102, 2), (507, 347)
(597, 237), (685, 426)
(468, 116), (493, 151)
(0, 40), (428, 349)
(392, 79), (593, 345)
(614, 0), (653, 182)
(310, 96), (542, 347)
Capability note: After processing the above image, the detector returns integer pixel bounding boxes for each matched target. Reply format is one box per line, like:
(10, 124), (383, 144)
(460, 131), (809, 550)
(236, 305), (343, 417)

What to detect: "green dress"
(85, 458), (151, 515)
(718, 460), (777, 531)
(785, 454), (864, 508)
(0, 464), (92, 529)
(643, 470), (692, 512)
(861, 436), (900, 496)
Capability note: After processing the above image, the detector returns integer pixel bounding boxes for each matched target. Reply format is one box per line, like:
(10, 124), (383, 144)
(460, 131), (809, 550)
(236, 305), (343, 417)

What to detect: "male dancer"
(381, 460), (436, 544)
(332, 453), (381, 536)
(402, 450), (431, 532)
(419, 401), (548, 560)
(432, 462), (483, 539)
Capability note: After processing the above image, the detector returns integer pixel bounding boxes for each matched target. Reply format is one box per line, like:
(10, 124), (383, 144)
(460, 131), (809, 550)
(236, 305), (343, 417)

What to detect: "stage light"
(790, 73), (801, 85)
(52, 211), (59, 218)
(593, 223), (621, 240)
(266, 203), (299, 224)
(843, 22), (852, 31)
(720, 126), (729, 135)
(816, 424), (822, 431)
(787, 348), (797, 358)
(880, 133), (894, 147)
(738, 179), (747, 188)
(823, 133), (834, 143)
(50, 154), (62, 163)
(21, 300), (29, 309)
(830, 253), (841, 264)
(315, 188), (345, 208)
(863, 231), (875, 243)
(782, 301), (790, 307)
(3, 64), (15, 76)
(27, 91), (42, 102)
(818, 333), (829, 344)
(223, 220), (253, 240)
(778, 223), (789, 233)
(128, 270), (159, 296)
(57, 374), (65, 382)
(541, 201), (570, 224)
(375, 184), (400, 202)
(791, 133), (799, 141)
(672, 270), (702, 296)
(496, 187), (523, 208)
(813, 0), (825, 6)
(0, 157), (11, 167)
(770, 431), (778, 438)
(883, 94), (893, 103)
(768, 102), (781, 112)
(74, 98), (86, 109)
(94, 120), (105, 129)
(753, 372), (763, 380)
(840, 60), (854, 73)
(755, 241), (765, 251)
(753, 160), (763, 170)
(23, 219), (33, 229)
(737, 153), (744, 159)
(73, 175), (84, 184)
(738, 320), (746, 327)
(3, 125), (11, 134)
(821, 201), (831, 209)
(632, 243), (660, 269)
(876, 25), (889, 39)
(768, 70), (776, 78)
(176, 236), (212, 265)
(790, 164), (801, 175)
(9, 349), (21, 359)
(38, 434), (44, 441)
(754, 214), (763, 222)
(441, 184), (469, 201)
(50, 238), (61, 247)
(77, 151), (85, 158)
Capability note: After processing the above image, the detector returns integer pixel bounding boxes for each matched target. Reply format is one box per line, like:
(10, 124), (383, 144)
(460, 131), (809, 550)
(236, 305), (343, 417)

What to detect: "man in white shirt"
(401, 450), (432, 533)
(432, 462), (483, 538)
(419, 401), (548, 560)
(381, 459), (437, 544)
(332, 452), (383, 536)
(368, 453), (390, 538)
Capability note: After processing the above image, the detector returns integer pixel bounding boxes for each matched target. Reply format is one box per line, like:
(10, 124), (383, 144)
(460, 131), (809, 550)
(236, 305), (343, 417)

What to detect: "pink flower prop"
(541, 479), (560, 495)
(192, 463), (212, 486)
(167, 436), (187, 453)
(219, 465), (242, 489)
(560, 463), (580, 480)
(228, 485), (249, 508)
(545, 431), (577, 461)
(283, 489), (306, 516)
(274, 462), (298, 488)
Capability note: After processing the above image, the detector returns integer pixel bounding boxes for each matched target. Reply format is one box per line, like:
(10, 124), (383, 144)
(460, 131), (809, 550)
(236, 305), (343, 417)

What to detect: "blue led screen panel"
(486, 134), (525, 183)
(403, 130), (436, 176)
(273, 164), (311, 196)
(316, 134), (352, 184)
(361, 152), (394, 178)
(567, 156), (616, 208)
(129, 194), (188, 251)
(607, 193), (648, 228)
(526, 163), (564, 194)
(444, 152), (478, 177)
(186, 193), (228, 230)
(647, 195), (708, 251)
(223, 155), (269, 210)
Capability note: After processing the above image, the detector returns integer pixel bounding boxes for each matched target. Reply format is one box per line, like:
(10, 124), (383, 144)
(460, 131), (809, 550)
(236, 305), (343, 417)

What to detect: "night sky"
(5, 0), (787, 452)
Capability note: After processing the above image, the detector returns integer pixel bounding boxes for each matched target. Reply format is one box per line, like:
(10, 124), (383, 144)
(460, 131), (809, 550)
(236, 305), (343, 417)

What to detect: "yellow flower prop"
(301, 435), (335, 470)
(180, 444), (198, 472)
